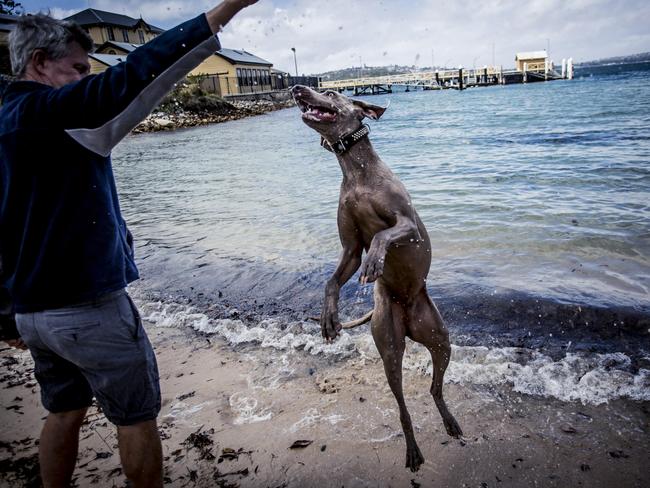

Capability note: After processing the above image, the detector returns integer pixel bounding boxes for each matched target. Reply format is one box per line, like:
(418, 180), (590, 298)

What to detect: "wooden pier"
(319, 58), (573, 95)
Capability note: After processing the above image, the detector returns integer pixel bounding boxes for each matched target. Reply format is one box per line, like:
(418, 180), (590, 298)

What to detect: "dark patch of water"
(133, 254), (649, 362)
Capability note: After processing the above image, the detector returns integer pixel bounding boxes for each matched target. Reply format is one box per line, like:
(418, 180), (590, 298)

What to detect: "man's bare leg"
(117, 419), (163, 488)
(39, 408), (87, 488)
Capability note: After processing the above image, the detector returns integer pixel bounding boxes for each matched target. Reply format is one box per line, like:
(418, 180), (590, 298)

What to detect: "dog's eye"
(326, 92), (335, 97)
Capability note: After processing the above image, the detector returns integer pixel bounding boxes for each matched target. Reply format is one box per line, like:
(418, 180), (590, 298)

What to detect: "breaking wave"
(138, 297), (650, 406)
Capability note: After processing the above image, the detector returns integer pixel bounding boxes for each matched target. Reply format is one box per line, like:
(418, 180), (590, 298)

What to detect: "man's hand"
(206, 0), (260, 34)
(227, 0), (259, 6)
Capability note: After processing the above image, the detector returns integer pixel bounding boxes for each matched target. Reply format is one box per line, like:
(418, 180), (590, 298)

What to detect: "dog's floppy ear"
(352, 99), (387, 120)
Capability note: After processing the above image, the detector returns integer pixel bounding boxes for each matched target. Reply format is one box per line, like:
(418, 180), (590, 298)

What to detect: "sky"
(16, 0), (650, 75)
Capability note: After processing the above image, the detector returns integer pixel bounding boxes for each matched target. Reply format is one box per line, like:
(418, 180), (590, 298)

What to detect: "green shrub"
(157, 82), (235, 115)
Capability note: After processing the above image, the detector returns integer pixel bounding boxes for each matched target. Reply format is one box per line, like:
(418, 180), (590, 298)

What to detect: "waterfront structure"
(88, 52), (126, 74)
(321, 51), (571, 95)
(0, 13), (18, 75)
(64, 8), (163, 47)
(515, 50), (548, 72)
(64, 9), (276, 96)
(86, 41), (137, 74)
(96, 40), (140, 56)
(189, 48), (274, 96)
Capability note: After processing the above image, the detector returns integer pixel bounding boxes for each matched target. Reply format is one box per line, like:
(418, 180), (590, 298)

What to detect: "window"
(107, 26), (115, 41)
(121, 29), (129, 42)
(138, 30), (145, 44)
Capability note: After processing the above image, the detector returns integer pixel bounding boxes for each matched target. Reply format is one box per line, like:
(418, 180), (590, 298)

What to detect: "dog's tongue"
(308, 107), (337, 122)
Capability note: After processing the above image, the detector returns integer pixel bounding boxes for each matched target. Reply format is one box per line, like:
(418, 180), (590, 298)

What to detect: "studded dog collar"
(321, 124), (371, 155)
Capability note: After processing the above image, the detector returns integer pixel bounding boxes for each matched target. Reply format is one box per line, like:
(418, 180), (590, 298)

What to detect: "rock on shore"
(134, 98), (296, 133)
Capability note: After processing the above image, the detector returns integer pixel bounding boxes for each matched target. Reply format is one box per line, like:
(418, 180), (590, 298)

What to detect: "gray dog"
(291, 85), (462, 471)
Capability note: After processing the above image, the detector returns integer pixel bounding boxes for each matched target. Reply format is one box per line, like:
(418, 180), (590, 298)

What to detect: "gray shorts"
(15, 289), (160, 426)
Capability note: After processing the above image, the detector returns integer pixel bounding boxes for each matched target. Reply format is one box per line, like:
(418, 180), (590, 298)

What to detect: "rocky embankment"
(133, 97), (296, 133)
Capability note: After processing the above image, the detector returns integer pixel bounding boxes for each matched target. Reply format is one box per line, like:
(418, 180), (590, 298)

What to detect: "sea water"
(113, 63), (650, 404)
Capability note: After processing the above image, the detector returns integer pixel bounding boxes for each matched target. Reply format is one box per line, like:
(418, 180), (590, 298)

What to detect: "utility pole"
(291, 47), (298, 77)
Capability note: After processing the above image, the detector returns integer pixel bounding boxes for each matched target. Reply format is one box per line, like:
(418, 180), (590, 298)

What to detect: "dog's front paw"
(359, 252), (385, 284)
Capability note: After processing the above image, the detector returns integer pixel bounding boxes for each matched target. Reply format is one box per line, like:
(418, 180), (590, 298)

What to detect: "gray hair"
(9, 14), (93, 77)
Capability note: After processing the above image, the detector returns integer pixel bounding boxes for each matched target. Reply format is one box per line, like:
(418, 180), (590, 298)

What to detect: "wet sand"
(1, 323), (648, 487)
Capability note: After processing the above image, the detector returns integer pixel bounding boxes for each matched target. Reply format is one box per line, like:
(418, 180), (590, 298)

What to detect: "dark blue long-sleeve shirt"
(0, 14), (220, 313)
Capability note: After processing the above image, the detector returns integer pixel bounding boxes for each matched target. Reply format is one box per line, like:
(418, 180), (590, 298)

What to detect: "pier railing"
(320, 67), (505, 90)
(319, 61), (572, 94)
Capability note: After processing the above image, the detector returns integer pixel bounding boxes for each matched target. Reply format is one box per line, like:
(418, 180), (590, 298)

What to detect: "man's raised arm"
(206, 0), (260, 33)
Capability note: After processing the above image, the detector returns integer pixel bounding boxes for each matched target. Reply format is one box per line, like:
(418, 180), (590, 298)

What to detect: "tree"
(0, 1), (23, 15)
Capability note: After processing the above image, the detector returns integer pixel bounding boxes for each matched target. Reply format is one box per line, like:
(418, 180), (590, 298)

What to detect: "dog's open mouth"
(295, 99), (337, 123)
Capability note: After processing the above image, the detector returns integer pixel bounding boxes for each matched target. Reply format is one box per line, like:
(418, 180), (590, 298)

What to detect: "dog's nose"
(290, 85), (305, 96)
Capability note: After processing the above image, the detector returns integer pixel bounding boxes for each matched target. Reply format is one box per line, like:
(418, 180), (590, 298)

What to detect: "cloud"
(41, 0), (650, 73)
(47, 7), (80, 19)
(88, 0), (202, 23)
(217, 0), (650, 73)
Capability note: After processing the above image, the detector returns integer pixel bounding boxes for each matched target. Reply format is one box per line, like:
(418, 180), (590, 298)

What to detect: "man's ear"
(352, 99), (387, 120)
(30, 49), (49, 73)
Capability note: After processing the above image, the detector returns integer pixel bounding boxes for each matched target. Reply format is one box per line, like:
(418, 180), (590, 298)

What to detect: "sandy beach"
(1, 321), (648, 488)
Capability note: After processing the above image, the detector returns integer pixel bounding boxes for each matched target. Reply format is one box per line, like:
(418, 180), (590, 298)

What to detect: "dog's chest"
(339, 189), (391, 236)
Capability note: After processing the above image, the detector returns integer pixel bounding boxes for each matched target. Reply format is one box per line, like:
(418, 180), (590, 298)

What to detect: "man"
(0, 284), (23, 349)
(0, 1), (259, 486)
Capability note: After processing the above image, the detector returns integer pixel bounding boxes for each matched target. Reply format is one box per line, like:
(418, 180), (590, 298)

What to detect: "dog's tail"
(341, 310), (373, 329)
(307, 309), (374, 330)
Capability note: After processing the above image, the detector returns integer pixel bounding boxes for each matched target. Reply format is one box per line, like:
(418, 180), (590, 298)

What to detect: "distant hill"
(313, 64), (439, 81)
(577, 52), (650, 67)
(313, 52), (650, 79)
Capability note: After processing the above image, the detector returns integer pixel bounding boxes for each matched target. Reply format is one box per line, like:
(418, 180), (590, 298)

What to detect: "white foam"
(135, 296), (650, 405)
(288, 408), (322, 433)
(444, 346), (650, 405)
(164, 400), (214, 423)
(286, 408), (346, 434)
(229, 392), (273, 425)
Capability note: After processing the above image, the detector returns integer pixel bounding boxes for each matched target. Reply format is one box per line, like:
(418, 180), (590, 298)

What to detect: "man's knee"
(46, 407), (88, 430)
(117, 418), (159, 438)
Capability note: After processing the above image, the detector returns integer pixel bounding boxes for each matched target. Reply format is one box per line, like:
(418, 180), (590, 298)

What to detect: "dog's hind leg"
(371, 283), (424, 472)
(410, 290), (463, 438)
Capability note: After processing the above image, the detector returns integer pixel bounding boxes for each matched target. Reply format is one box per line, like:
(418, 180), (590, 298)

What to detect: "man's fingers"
(230, 0), (259, 7)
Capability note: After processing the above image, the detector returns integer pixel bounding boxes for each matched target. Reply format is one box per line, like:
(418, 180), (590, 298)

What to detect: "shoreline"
(126, 263), (650, 364)
(132, 97), (296, 134)
(1, 322), (648, 487)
